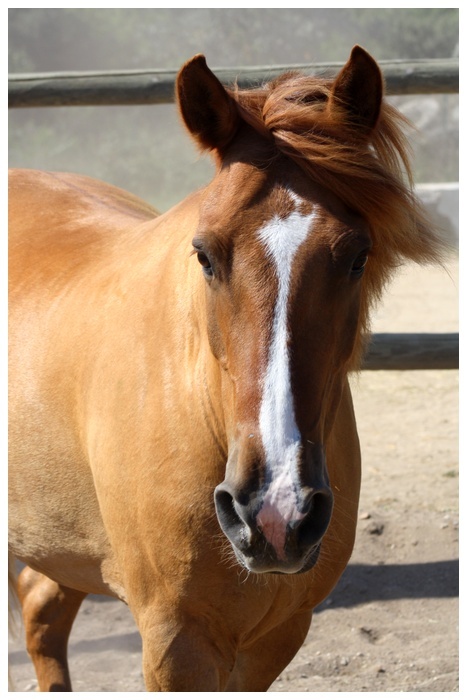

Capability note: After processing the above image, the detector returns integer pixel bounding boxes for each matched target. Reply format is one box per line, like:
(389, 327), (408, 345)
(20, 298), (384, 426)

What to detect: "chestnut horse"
(9, 46), (442, 691)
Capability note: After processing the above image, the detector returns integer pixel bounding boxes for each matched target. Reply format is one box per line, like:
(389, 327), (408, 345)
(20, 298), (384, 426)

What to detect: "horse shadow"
(316, 559), (459, 611)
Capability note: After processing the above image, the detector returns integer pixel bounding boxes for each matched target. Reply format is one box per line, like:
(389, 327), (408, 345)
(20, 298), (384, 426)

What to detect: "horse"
(8, 46), (443, 691)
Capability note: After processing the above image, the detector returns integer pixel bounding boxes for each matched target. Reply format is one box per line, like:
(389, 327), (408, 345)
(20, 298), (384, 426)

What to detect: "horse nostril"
(215, 488), (239, 529)
(294, 489), (333, 549)
(214, 485), (250, 549)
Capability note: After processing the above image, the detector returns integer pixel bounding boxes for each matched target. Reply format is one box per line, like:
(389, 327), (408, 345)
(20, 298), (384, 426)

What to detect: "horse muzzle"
(214, 450), (333, 575)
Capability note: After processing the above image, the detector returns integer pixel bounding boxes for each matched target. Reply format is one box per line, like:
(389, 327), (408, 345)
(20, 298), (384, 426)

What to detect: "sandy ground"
(8, 256), (459, 693)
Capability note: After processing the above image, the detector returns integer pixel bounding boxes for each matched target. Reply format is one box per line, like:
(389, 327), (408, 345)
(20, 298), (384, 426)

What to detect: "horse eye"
(351, 252), (368, 277)
(197, 251), (213, 277)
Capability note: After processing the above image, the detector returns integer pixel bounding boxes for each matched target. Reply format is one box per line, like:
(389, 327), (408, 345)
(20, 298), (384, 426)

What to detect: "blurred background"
(9, 8), (458, 216)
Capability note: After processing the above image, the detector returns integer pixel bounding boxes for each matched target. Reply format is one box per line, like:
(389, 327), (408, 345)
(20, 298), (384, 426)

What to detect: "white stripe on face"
(256, 196), (317, 558)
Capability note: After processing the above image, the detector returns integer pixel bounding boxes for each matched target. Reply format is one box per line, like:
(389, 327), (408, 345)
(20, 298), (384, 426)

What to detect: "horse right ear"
(176, 54), (240, 153)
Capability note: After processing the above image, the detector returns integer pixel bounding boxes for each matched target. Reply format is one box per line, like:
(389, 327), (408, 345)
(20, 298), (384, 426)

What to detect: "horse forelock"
(227, 72), (446, 368)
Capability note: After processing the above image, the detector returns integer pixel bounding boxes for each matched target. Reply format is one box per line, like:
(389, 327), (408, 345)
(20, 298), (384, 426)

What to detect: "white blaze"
(256, 196), (317, 557)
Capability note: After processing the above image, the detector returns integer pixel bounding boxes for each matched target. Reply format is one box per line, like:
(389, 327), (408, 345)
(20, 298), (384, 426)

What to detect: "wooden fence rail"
(363, 333), (458, 371)
(8, 58), (458, 108)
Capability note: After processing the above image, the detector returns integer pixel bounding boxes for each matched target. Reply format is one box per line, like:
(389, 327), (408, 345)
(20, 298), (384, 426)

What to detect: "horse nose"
(214, 473), (333, 574)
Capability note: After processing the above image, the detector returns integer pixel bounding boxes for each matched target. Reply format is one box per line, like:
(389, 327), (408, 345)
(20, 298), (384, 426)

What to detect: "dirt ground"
(8, 256), (459, 693)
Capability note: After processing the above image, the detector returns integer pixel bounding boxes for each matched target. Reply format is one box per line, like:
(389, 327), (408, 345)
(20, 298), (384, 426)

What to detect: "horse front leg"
(17, 566), (87, 692)
(137, 610), (235, 691)
(226, 609), (313, 691)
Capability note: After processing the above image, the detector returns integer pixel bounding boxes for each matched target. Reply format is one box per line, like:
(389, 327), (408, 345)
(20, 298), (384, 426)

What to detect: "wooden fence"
(8, 59), (459, 370)
(8, 58), (458, 108)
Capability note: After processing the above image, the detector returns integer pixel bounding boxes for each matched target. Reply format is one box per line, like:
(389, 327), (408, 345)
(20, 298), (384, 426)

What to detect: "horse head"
(176, 47), (431, 575)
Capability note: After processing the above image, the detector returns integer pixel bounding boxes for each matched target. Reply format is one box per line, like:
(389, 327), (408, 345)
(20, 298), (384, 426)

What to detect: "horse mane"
(227, 72), (447, 367)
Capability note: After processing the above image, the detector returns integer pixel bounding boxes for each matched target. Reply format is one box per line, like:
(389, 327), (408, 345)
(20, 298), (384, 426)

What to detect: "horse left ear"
(328, 45), (383, 135)
(176, 54), (240, 153)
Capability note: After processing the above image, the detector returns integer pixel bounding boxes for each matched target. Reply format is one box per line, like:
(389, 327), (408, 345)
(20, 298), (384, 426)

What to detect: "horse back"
(9, 169), (158, 279)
